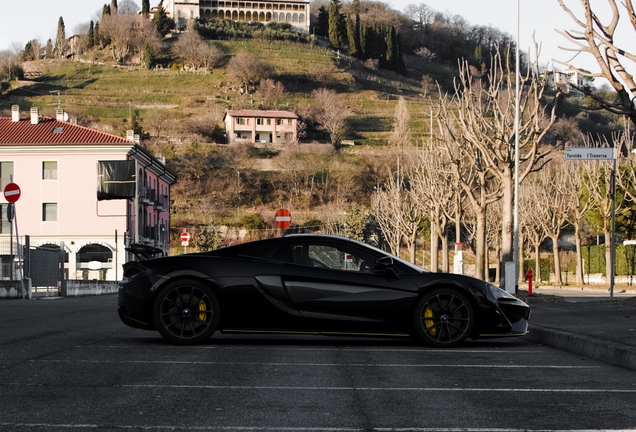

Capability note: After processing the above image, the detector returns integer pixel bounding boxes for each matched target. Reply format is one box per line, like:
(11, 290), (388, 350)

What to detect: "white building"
(224, 109), (298, 144)
(160, 0), (310, 32)
(0, 106), (176, 281)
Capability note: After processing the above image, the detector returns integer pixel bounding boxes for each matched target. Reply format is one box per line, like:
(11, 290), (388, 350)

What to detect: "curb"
(527, 324), (636, 371)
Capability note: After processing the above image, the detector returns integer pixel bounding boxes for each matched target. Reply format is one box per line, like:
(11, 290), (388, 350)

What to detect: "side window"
(290, 242), (376, 272)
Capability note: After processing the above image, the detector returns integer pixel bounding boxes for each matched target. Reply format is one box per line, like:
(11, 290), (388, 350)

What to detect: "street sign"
(181, 231), (190, 246)
(275, 208), (292, 230)
(3, 182), (21, 203)
(565, 148), (616, 160)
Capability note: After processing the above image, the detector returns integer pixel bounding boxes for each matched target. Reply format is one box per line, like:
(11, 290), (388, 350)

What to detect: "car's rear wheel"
(152, 279), (220, 345)
(412, 288), (475, 348)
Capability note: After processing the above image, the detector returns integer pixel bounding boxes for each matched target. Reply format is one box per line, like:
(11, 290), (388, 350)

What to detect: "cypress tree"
(328, 0), (340, 48)
(316, 6), (329, 38)
(346, 14), (357, 57)
(55, 17), (66, 58)
(103, 4), (111, 16)
(141, 0), (150, 17)
(385, 26), (394, 70)
(94, 22), (100, 47)
(352, 0), (361, 58)
(359, 23), (367, 59)
(88, 21), (95, 48)
(45, 39), (53, 59)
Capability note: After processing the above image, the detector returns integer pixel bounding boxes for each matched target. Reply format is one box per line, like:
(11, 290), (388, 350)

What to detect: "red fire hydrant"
(526, 268), (533, 296)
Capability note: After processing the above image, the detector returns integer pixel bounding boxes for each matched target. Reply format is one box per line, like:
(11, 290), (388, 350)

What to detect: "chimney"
(70, 117), (77, 125)
(56, 108), (65, 121)
(126, 130), (135, 142)
(11, 105), (20, 122)
(30, 107), (40, 125)
(134, 134), (140, 144)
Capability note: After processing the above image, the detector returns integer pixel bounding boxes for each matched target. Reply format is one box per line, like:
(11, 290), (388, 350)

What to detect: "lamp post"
(511, 0), (521, 293)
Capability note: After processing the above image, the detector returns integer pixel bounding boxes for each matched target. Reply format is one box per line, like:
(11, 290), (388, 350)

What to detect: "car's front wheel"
(412, 288), (475, 348)
(152, 279), (220, 345)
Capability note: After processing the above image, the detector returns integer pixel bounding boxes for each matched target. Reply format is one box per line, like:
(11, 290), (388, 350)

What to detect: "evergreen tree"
(316, 6), (329, 38)
(346, 14), (357, 57)
(88, 21), (95, 48)
(359, 23), (367, 59)
(55, 17), (66, 58)
(352, 0), (362, 58)
(154, 4), (175, 36)
(103, 4), (111, 16)
(45, 39), (53, 59)
(94, 22), (101, 47)
(141, 0), (150, 17)
(328, 0), (340, 48)
(385, 26), (394, 70)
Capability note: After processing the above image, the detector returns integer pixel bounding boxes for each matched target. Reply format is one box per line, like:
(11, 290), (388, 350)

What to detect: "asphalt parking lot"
(1, 294), (636, 431)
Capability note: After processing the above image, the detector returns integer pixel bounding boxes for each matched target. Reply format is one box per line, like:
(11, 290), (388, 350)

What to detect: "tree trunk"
(440, 226), (449, 273)
(534, 244), (542, 284)
(604, 226), (613, 286)
(574, 220), (585, 285)
(551, 233), (562, 285)
(408, 229), (417, 264)
(430, 222), (438, 272)
(474, 209), (487, 280)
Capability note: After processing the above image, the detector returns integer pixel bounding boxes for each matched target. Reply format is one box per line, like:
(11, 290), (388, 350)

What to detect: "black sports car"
(118, 234), (530, 347)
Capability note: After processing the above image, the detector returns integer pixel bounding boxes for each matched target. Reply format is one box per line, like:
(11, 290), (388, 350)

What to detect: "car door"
(281, 239), (418, 328)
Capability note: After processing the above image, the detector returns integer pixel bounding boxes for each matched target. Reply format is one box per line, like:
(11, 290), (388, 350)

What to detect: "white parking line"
(77, 345), (542, 354)
(30, 359), (597, 369)
(122, 384), (636, 393)
(0, 424), (633, 431)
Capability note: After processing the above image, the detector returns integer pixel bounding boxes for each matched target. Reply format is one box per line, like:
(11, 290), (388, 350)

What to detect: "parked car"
(118, 234), (530, 347)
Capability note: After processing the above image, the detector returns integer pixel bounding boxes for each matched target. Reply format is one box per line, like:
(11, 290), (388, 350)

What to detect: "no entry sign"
(3, 183), (21, 203)
(181, 231), (190, 245)
(275, 208), (292, 230)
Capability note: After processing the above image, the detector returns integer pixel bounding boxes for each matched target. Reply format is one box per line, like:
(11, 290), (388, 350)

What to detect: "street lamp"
(511, 0), (521, 294)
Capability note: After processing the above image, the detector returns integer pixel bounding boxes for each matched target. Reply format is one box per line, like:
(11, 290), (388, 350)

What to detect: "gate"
(23, 236), (66, 297)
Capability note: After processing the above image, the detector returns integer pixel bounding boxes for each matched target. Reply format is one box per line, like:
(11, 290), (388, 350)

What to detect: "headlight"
(485, 283), (522, 302)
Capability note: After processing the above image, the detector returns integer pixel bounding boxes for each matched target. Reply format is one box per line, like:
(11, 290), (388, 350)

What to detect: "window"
(42, 203), (57, 222)
(0, 161), (14, 190)
(267, 118), (271, 125)
(236, 117), (246, 125)
(42, 161), (57, 179)
(276, 119), (282, 125)
(257, 118), (264, 125)
(0, 204), (11, 234)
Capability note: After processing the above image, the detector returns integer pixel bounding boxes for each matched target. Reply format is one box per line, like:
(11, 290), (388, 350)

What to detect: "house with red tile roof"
(223, 109), (298, 144)
(0, 105), (176, 281)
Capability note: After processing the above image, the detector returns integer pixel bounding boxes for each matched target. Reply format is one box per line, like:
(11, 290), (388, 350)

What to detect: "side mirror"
(374, 256), (399, 280)
(374, 256), (394, 271)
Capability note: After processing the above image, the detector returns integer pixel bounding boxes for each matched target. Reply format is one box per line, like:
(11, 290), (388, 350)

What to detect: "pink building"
(0, 105), (176, 281)
(224, 109), (298, 144)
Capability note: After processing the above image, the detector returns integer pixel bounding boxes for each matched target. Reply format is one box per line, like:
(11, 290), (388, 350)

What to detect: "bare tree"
(520, 177), (547, 284)
(411, 147), (455, 271)
(534, 163), (571, 285)
(255, 78), (285, 109)
(557, 0), (636, 125)
(173, 31), (222, 72)
(437, 47), (557, 282)
(388, 97), (412, 148)
(100, 13), (136, 63)
(311, 88), (349, 146)
(227, 53), (272, 93)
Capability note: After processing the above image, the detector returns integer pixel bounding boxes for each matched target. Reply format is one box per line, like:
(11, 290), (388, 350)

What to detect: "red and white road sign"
(3, 183), (21, 203)
(181, 231), (190, 243)
(275, 208), (292, 230)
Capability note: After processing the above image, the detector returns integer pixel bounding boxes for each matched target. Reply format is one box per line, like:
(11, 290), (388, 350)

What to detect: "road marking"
(1, 424), (634, 431)
(121, 384), (636, 393)
(77, 345), (542, 354)
(30, 359), (597, 369)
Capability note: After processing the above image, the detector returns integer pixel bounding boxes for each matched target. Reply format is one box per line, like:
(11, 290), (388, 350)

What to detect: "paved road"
(1, 295), (636, 431)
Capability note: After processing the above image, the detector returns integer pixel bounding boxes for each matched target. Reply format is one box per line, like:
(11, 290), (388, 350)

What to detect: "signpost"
(275, 208), (292, 234)
(3, 181), (24, 298)
(181, 231), (190, 253)
(566, 147), (617, 299)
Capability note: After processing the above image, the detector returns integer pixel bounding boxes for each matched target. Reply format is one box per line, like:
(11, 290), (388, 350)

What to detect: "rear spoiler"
(125, 243), (165, 261)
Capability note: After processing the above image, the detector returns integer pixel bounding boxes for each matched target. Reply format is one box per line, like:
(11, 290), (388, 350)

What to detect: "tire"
(412, 288), (475, 348)
(152, 279), (220, 345)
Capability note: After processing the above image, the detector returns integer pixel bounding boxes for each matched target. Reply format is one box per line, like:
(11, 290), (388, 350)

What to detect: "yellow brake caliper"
(198, 299), (207, 322)
(424, 306), (436, 336)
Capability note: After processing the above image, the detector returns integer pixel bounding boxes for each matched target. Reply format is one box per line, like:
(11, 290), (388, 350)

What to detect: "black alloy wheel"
(412, 288), (475, 348)
(152, 279), (220, 345)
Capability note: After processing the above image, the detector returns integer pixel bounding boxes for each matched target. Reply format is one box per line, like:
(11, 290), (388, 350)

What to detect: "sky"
(0, 0), (627, 84)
